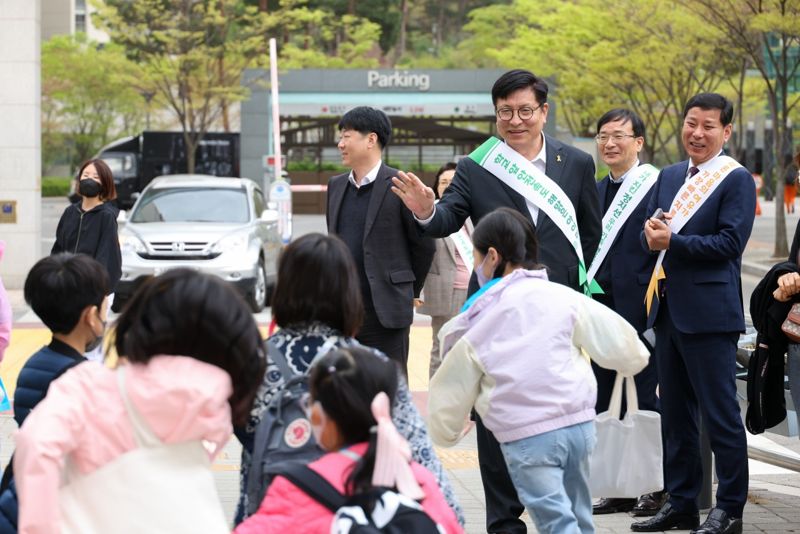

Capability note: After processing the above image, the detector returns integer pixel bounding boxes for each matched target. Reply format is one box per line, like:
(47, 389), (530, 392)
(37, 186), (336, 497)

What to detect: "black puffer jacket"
(51, 201), (121, 291)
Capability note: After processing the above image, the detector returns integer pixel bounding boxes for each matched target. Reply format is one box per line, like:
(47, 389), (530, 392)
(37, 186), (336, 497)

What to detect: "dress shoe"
(631, 490), (668, 517)
(630, 502), (700, 532)
(593, 497), (636, 514)
(690, 508), (743, 534)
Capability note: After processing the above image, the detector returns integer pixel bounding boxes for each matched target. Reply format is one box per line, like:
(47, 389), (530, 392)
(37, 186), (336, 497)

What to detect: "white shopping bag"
(589, 373), (663, 498)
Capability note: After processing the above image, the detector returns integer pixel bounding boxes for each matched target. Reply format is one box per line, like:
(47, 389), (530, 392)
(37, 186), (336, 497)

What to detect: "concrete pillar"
(0, 0), (41, 288)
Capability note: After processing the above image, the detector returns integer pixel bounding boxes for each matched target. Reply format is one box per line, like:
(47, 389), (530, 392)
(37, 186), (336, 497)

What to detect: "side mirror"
(117, 210), (128, 223)
(260, 209), (279, 223)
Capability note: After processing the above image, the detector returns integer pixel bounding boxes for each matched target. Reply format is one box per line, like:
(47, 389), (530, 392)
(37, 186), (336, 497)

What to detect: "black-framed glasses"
(595, 133), (637, 144)
(496, 104), (542, 121)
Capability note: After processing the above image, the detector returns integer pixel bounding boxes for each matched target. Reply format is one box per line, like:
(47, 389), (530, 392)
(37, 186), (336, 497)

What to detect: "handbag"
(59, 367), (229, 534)
(781, 303), (800, 343)
(589, 373), (664, 498)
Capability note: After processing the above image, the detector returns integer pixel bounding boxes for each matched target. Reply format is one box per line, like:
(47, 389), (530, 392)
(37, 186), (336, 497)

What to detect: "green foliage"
(41, 176), (73, 197)
(461, 0), (739, 166)
(94, 0), (270, 172)
(42, 33), (146, 172)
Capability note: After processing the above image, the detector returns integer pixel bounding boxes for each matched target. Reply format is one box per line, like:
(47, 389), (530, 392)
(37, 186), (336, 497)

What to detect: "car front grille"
(139, 241), (218, 260)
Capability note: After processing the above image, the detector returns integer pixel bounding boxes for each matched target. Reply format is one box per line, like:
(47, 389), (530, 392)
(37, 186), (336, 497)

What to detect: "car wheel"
(247, 258), (267, 312)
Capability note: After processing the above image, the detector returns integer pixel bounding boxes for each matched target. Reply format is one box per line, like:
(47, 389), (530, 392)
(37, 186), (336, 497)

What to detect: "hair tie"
(370, 392), (424, 500)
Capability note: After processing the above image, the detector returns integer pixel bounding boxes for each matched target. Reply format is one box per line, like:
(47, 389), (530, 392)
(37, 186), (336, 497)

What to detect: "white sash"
(644, 156), (742, 314)
(470, 136), (600, 295)
(448, 225), (474, 272)
(586, 164), (659, 283)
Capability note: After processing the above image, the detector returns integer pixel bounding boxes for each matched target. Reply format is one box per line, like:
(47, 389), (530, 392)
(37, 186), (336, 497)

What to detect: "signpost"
(267, 37), (291, 245)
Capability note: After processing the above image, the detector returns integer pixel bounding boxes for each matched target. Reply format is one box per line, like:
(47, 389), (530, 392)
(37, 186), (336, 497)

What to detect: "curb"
(742, 260), (769, 279)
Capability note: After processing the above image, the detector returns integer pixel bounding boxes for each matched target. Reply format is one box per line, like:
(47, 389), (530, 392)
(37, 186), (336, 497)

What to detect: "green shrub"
(42, 176), (72, 197)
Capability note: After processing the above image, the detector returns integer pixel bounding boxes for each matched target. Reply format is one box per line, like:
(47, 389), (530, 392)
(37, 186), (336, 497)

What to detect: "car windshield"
(130, 187), (249, 223)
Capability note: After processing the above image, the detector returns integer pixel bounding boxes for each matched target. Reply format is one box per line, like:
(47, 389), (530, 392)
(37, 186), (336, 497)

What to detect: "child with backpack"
(428, 208), (650, 534)
(235, 347), (462, 533)
(14, 269), (266, 534)
(235, 233), (461, 524)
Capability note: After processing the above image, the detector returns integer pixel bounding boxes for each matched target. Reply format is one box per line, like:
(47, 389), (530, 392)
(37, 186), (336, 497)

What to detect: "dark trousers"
(466, 274), (527, 532)
(593, 335), (659, 414)
(356, 306), (410, 375)
(656, 302), (748, 517)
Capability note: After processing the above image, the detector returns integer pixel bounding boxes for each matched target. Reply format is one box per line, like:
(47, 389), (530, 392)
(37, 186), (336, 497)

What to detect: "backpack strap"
(278, 462), (347, 513)
(116, 366), (162, 448)
(266, 338), (295, 380)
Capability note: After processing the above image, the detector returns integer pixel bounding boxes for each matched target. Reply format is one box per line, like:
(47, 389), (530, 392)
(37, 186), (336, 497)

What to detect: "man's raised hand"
(391, 171), (436, 220)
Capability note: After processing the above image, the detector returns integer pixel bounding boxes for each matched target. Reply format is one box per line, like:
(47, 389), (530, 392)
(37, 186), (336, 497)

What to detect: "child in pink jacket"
(235, 347), (463, 534)
(0, 241), (11, 363)
(14, 269), (267, 534)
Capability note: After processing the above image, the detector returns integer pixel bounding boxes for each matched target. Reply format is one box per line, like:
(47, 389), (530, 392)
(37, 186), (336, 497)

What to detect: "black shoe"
(593, 497), (636, 514)
(630, 502), (700, 532)
(690, 508), (743, 534)
(631, 490), (669, 517)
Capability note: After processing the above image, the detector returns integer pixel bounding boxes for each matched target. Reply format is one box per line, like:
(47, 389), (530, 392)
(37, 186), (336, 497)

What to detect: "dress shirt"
(348, 159), (383, 188)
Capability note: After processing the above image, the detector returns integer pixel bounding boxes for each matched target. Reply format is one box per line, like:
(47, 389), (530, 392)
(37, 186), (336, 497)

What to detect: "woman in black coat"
(51, 159), (121, 360)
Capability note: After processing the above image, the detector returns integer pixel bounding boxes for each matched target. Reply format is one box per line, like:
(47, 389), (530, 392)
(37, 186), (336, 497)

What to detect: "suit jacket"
(641, 160), (756, 334)
(422, 135), (601, 290)
(594, 172), (657, 333)
(327, 164), (435, 329)
(417, 221), (472, 317)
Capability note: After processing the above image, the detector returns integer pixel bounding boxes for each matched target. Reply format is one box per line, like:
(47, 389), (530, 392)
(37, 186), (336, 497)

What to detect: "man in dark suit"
(392, 69), (601, 534)
(632, 94), (755, 534)
(589, 108), (664, 516)
(326, 107), (434, 374)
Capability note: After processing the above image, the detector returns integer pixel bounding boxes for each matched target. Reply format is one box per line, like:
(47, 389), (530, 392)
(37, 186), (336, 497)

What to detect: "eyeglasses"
(595, 133), (637, 144)
(496, 105), (542, 121)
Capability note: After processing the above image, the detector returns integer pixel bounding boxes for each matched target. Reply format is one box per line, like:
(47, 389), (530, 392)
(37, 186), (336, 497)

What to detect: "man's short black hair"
(596, 108), (646, 139)
(683, 93), (734, 126)
(337, 106), (392, 148)
(24, 253), (109, 334)
(491, 69), (549, 106)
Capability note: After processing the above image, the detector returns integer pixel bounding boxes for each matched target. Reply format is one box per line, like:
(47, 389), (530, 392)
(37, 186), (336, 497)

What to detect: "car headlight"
(210, 233), (248, 254)
(119, 233), (146, 255)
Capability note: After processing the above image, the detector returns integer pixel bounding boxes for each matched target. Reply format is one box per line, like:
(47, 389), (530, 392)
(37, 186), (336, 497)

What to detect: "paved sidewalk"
(4, 204), (800, 532)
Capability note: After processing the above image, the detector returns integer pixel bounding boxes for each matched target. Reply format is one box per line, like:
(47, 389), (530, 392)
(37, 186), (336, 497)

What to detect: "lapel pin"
(556, 154), (562, 163)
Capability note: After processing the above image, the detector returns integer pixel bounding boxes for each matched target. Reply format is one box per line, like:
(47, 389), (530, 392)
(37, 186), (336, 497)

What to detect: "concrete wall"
(0, 0), (42, 288)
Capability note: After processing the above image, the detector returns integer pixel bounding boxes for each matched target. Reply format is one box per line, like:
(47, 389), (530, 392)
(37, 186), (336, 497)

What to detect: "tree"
(677, 0), (800, 258)
(94, 0), (271, 173)
(42, 33), (146, 171)
(462, 0), (737, 166)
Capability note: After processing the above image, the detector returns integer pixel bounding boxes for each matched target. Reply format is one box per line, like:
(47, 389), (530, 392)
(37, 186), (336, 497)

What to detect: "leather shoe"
(631, 502), (700, 532)
(631, 490), (669, 517)
(594, 497), (636, 514)
(690, 508), (742, 534)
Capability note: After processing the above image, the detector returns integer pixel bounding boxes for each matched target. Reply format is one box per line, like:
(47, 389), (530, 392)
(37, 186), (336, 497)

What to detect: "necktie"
(688, 166), (700, 180)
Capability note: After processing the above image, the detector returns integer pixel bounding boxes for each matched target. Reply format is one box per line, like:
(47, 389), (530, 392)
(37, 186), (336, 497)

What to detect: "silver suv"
(116, 175), (280, 311)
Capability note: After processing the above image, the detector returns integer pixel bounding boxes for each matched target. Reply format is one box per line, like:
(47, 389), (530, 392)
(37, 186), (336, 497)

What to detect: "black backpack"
(244, 339), (325, 516)
(278, 462), (444, 533)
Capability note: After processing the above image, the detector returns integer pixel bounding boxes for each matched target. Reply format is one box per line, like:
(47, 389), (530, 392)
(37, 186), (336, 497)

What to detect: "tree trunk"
(184, 131), (197, 174)
(393, 0), (408, 66)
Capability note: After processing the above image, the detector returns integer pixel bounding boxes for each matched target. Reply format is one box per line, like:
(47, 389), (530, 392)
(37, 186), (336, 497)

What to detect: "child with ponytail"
(235, 347), (462, 533)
